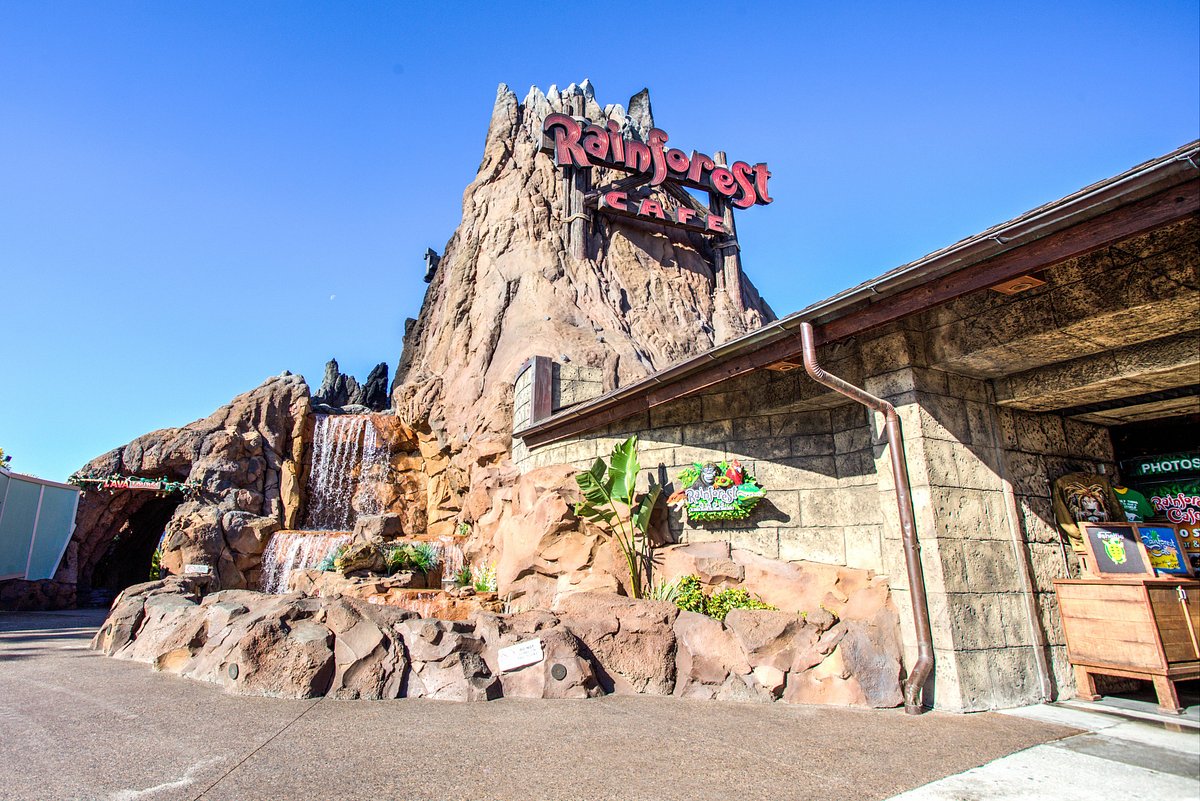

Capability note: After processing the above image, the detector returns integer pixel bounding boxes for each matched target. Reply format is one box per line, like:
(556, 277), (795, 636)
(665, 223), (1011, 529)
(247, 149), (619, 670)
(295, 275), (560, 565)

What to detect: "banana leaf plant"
(573, 436), (662, 598)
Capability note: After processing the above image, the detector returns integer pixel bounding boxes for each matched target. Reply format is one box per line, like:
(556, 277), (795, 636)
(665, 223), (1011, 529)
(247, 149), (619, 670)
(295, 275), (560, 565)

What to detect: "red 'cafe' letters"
(542, 113), (774, 219)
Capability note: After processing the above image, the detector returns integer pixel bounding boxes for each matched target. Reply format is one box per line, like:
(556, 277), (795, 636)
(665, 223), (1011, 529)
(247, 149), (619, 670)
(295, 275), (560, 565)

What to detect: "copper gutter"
(799, 322), (935, 714)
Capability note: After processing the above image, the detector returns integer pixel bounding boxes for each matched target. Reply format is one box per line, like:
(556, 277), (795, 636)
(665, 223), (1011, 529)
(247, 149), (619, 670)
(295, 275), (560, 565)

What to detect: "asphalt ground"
(0, 609), (1078, 801)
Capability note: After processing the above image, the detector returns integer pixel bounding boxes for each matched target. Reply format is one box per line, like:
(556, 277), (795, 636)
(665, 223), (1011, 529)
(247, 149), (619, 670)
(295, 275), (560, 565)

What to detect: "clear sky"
(2, 1), (1197, 481)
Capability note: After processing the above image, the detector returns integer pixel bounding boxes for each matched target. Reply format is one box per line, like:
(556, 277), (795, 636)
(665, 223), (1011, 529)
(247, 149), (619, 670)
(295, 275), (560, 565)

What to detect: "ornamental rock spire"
(391, 81), (775, 456)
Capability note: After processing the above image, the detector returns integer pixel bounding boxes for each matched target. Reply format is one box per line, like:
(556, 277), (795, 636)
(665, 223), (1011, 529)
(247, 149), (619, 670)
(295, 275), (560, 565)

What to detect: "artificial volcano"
(391, 80), (775, 454)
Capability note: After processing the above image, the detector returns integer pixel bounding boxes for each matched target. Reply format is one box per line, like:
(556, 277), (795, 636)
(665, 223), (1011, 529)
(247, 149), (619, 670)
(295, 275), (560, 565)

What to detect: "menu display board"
(1079, 522), (1155, 578)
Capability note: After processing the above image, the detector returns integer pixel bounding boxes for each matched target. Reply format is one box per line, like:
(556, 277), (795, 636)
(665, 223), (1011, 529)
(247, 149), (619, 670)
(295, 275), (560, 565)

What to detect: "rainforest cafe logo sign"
(542, 113), (773, 233)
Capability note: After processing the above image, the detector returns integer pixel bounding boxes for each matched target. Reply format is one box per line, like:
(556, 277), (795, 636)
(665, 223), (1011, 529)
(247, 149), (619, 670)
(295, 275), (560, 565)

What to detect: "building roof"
(518, 140), (1200, 446)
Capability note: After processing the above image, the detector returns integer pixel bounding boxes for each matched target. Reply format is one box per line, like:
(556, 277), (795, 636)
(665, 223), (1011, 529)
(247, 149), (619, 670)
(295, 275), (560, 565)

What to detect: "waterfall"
(260, 531), (351, 594)
(438, 537), (466, 581)
(302, 414), (391, 531)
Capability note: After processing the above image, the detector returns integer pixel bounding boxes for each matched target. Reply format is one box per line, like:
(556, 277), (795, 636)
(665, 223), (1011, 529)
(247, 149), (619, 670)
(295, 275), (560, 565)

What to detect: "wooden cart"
(1054, 578), (1200, 714)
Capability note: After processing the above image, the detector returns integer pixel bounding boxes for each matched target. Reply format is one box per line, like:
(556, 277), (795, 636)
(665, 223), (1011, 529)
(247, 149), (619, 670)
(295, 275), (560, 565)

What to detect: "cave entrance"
(88, 495), (185, 605)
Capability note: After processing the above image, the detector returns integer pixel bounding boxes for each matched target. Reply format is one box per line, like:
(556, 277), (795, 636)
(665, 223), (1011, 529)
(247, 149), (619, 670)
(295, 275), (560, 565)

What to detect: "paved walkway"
(0, 609), (1100, 801)
(890, 704), (1199, 800)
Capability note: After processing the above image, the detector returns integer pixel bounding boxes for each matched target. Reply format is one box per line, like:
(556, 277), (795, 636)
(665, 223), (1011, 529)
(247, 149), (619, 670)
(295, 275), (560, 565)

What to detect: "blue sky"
(2, 1), (1197, 480)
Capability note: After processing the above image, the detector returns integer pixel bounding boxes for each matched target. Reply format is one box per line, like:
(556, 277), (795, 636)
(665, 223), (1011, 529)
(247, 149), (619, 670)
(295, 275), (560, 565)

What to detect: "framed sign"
(1136, 524), (1194, 577)
(1079, 523), (1154, 578)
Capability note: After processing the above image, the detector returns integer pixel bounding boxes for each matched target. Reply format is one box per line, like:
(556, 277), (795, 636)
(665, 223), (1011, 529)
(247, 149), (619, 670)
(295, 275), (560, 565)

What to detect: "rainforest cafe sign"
(542, 113), (773, 233)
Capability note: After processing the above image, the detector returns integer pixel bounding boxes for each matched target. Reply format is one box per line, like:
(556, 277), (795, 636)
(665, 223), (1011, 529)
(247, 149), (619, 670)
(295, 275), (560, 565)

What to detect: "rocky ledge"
(93, 576), (903, 707)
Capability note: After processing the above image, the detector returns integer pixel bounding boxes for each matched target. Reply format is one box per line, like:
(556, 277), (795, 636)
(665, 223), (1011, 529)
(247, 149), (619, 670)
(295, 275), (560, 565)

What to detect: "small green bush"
(674, 575), (708, 615)
(670, 574), (776, 621)
(453, 564), (473, 586)
(706, 588), (776, 622)
(472, 564), (497, 593)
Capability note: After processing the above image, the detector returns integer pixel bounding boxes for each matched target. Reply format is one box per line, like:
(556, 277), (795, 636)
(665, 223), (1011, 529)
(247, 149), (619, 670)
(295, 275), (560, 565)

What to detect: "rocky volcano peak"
(391, 81), (775, 453)
(313, 359), (390, 412)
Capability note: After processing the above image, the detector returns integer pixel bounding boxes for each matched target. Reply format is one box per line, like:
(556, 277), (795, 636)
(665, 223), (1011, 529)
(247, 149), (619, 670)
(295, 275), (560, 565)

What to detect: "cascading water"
(437, 537), (466, 581)
(259, 531), (352, 594)
(260, 413), (393, 593)
(302, 414), (390, 530)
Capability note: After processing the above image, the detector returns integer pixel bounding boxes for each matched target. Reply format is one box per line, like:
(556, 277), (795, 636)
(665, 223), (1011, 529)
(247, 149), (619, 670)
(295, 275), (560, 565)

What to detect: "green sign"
(1121, 452), (1200, 479)
(671, 460), (765, 522)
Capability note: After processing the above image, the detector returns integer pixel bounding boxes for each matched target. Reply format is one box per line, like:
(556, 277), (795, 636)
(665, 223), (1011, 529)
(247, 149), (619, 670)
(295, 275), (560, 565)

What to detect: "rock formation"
(95, 576), (903, 707)
(312, 359), (390, 412)
(36, 374), (312, 607)
(391, 80), (775, 455)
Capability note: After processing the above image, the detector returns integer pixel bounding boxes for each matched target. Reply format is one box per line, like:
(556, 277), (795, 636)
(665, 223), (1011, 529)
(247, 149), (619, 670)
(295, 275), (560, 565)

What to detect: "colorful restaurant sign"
(542, 113), (773, 233)
(670, 460), (766, 522)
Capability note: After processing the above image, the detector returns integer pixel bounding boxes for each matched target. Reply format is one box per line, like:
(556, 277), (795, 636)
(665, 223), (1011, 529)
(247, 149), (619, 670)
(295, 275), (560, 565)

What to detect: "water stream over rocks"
(260, 531), (352, 594)
(261, 414), (394, 593)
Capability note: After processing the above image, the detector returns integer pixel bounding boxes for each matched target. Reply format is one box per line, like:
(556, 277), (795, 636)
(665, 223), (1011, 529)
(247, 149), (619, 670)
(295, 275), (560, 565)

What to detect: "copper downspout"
(799, 322), (935, 714)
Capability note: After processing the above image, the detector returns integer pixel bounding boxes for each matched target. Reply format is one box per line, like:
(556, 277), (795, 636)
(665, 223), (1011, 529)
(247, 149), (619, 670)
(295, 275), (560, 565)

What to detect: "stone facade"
(514, 216), (1199, 712)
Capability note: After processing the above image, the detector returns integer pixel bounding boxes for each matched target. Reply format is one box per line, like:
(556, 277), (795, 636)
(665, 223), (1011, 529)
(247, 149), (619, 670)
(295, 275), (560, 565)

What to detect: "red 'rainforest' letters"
(542, 113), (773, 215)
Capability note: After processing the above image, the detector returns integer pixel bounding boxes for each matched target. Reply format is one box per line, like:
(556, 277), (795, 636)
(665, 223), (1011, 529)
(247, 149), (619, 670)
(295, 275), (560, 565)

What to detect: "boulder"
(555, 592), (678, 695)
(223, 513), (281, 556)
(474, 611), (603, 699)
(232, 617), (336, 698)
(352, 514), (405, 542)
(321, 597), (412, 700)
(399, 619), (499, 701)
(838, 608), (904, 708)
(672, 610), (766, 702)
(335, 540), (387, 575)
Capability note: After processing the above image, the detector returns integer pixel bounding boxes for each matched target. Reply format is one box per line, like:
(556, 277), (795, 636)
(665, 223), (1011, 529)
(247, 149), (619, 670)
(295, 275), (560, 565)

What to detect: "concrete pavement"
(1, 609), (1077, 801)
(889, 703), (1199, 800)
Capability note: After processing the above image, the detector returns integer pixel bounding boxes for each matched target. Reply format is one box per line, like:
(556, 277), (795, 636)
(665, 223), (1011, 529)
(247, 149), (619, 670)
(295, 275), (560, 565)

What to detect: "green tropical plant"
(453, 564), (474, 587)
(385, 542), (442, 575)
(645, 580), (680, 603)
(669, 574), (776, 621)
(573, 436), (662, 599)
(472, 564), (497, 593)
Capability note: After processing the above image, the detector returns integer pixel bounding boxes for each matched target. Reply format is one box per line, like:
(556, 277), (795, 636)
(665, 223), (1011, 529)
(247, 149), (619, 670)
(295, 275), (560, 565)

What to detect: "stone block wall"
(515, 322), (1120, 712)
(515, 367), (888, 575)
(858, 323), (1113, 711)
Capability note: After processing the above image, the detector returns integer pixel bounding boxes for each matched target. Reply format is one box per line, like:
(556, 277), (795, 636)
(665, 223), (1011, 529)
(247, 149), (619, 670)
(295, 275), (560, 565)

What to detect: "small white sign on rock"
(497, 638), (544, 672)
(183, 564), (212, 575)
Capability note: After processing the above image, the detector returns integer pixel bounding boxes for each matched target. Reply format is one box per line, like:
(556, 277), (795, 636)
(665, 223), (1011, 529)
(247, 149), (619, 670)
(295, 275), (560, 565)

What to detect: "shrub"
(674, 575), (708, 615)
(472, 564), (497, 593)
(706, 588), (776, 622)
(453, 564), (473, 587)
(670, 574), (776, 621)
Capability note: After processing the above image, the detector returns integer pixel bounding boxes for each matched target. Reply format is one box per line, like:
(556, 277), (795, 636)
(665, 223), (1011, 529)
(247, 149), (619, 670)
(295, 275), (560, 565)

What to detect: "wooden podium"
(1054, 578), (1200, 714)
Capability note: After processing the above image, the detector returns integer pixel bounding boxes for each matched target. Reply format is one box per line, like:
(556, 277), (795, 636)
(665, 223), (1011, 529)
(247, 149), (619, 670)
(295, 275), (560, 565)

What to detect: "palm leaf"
(606, 436), (641, 504)
(633, 481), (662, 534)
